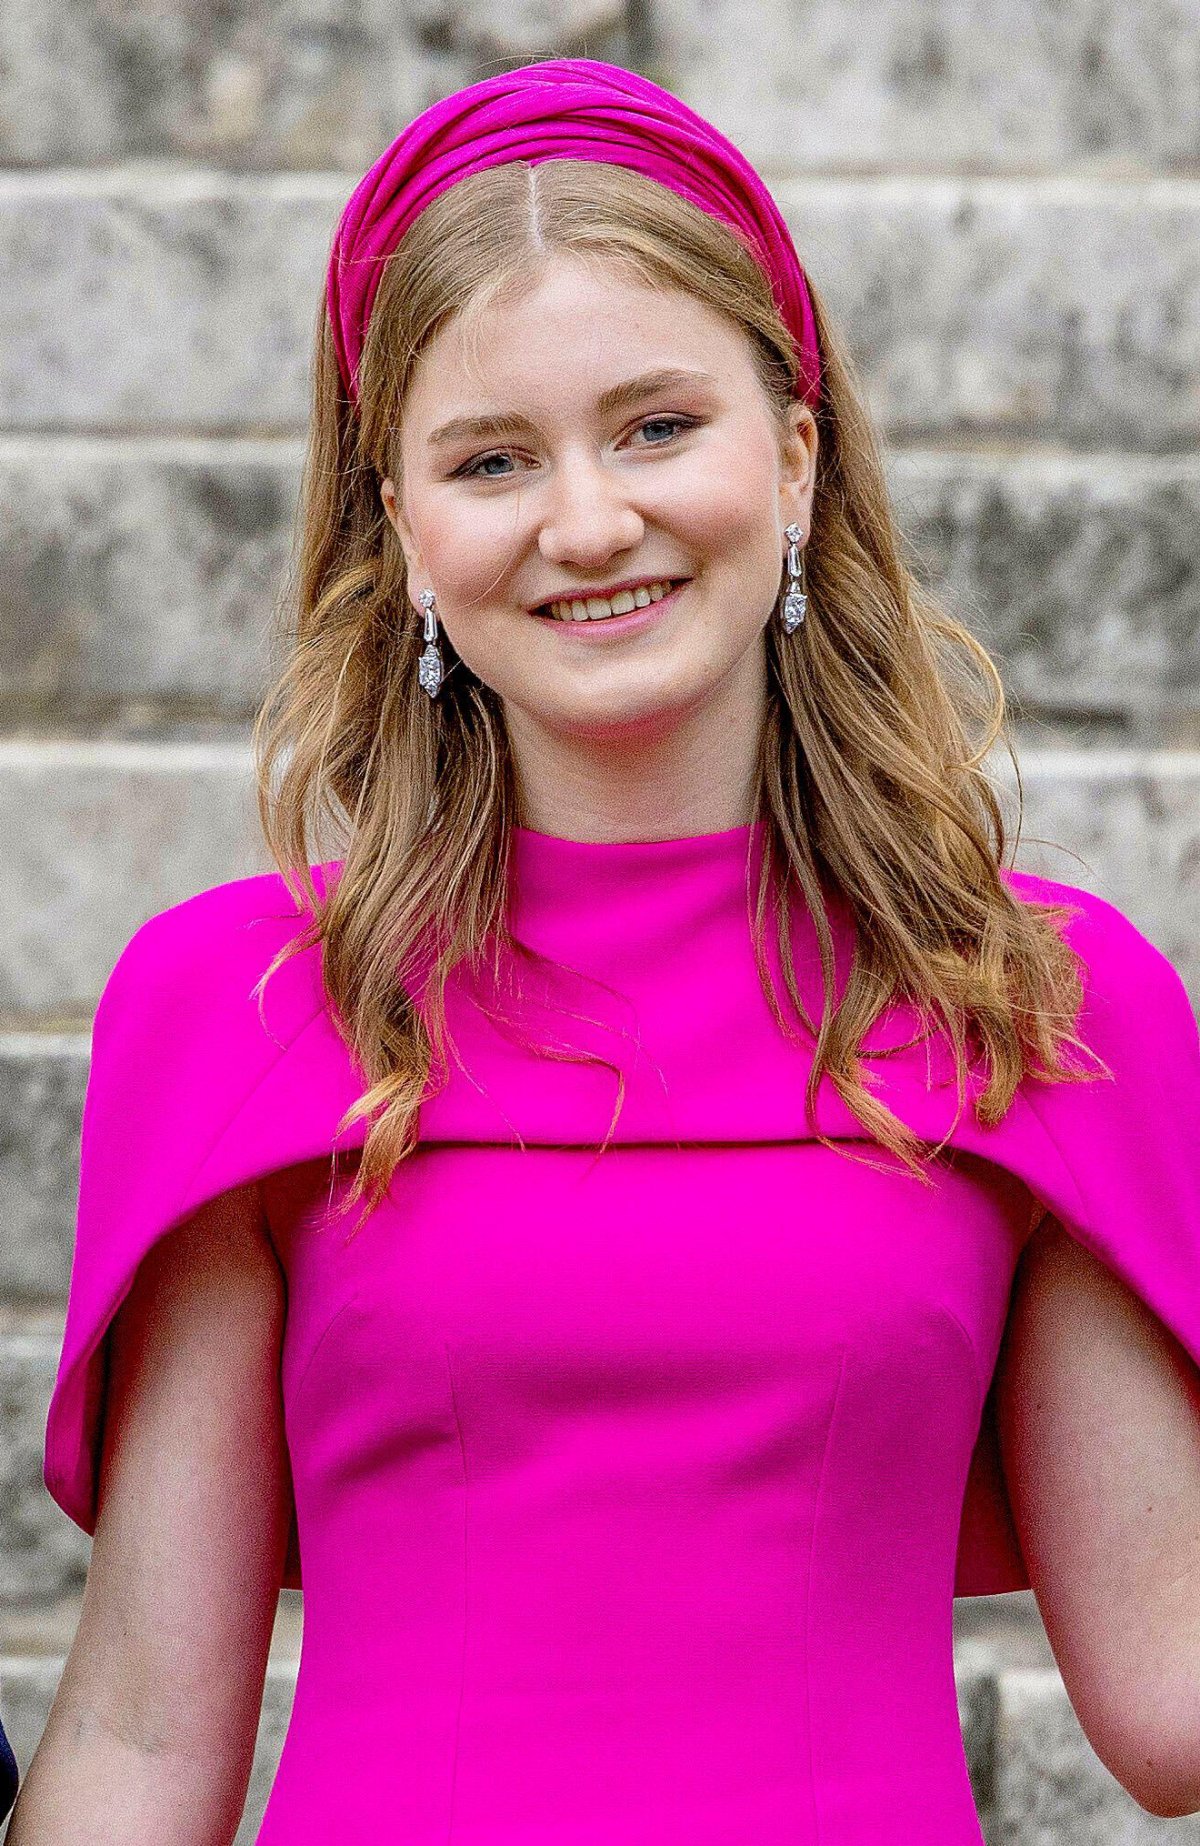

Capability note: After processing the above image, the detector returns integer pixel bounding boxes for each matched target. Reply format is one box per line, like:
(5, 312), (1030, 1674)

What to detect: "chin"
(579, 684), (710, 737)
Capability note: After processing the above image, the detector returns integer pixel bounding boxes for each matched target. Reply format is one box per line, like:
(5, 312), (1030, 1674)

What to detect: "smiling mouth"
(535, 578), (690, 623)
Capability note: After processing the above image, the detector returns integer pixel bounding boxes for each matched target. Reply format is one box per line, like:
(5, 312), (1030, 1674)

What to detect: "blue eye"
(456, 451), (519, 479)
(636, 416), (694, 445)
(452, 414), (697, 480)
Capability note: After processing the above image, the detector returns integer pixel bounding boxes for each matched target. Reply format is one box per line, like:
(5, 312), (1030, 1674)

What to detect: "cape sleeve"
(42, 865), (360, 1594)
(953, 871), (1200, 1595)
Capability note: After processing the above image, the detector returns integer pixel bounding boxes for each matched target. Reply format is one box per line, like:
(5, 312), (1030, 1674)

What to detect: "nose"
(536, 446), (645, 571)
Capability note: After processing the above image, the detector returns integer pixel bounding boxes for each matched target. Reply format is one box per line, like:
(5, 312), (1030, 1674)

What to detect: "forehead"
(403, 254), (761, 423)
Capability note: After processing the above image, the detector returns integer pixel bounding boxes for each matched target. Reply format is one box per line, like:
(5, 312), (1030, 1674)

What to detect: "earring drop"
(781, 523), (808, 633)
(417, 588), (443, 699)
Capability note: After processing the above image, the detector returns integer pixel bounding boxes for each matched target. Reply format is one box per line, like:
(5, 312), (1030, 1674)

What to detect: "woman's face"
(382, 253), (817, 768)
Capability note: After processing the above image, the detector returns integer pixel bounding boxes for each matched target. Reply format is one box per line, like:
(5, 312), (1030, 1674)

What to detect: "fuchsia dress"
(43, 821), (1200, 1843)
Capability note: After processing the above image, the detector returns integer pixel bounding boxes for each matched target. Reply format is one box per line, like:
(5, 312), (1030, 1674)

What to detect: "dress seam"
(804, 1344), (848, 1846)
(935, 1300), (987, 1401)
(287, 1290), (364, 1418)
(442, 1339), (471, 1844)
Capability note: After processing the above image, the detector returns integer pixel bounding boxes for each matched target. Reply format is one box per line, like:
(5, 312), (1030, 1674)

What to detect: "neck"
(504, 668), (765, 844)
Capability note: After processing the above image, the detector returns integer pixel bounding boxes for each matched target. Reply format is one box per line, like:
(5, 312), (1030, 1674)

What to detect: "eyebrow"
(426, 367), (720, 449)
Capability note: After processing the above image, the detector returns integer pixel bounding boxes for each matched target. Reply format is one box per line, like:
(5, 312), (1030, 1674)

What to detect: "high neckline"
(510, 820), (763, 849)
(507, 817), (768, 915)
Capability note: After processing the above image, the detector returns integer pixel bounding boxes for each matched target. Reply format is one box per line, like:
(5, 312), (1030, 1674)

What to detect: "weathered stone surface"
(237, 1659), (299, 1843)
(0, 437), (303, 722)
(890, 451), (1200, 731)
(652, 0), (1200, 178)
(0, 739), (269, 1020)
(992, 1667), (1200, 1838)
(1, 174), (1197, 449)
(0, 1325), (88, 1610)
(1003, 749), (1200, 996)
(954, 1591), (1053, 1671)
(0, 0), (633, 169)
(0, 1652), (62, 1792)
(956, 1641), (999, 1830)
(2, 0), (1196, 173)
(776, 176), (1200, 451)
(2, 439), (1196, 728)
(0, 1036), (84, 1301)
(0, 172), (343, 434)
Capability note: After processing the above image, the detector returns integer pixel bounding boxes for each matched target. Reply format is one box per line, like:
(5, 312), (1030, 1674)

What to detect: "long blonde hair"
(253, 158), (1102, 1229)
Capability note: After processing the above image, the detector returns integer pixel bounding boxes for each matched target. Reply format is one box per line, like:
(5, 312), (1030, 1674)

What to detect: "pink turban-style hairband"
(326, 57), (821, 413)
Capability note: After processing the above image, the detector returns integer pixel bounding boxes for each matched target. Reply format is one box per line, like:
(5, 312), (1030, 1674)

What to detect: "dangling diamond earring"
(781, 523), (808, 633)
(416, 588), (443, 699)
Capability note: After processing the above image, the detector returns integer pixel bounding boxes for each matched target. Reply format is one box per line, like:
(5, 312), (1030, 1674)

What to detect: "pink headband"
(327, 57), (821, 413)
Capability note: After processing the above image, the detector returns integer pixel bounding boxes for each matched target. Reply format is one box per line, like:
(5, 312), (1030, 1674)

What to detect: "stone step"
(0, 1), (1195, 176)
(2, 1645), (1196, 1842)
(2, 437), (1196, 732)
(653, 0), (1200, 180)
(0, 740), (1194, 1025)
(1, 173), (1197, 447)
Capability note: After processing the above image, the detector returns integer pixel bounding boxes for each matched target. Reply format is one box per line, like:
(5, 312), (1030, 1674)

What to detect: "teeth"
(546, 580), (679, 622)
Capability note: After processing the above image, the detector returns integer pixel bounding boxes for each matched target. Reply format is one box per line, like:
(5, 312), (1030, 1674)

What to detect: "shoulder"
(97, 863), (341, 1032)
(1001, 865), (1191, 1009)
(1000, 865), (1196, 1062)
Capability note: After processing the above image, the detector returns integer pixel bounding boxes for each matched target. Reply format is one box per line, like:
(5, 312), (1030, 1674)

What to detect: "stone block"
(0, 0), (633, 168)
(1, 174), (1196, 448)
(0, 172), (343, 434)
(2, 440), (1197, 730)
(0, 1652), (61, 1796)
(775, 175), (1200, 450)
(236, 1659), (299, 1842)
(889, 451), (1200, 731)
(651, 0), (1200, 178)
(0, 738), (269, 1020)
(957, 1641), (999, 1829)
(0, 437), (304, 723)
(1010, 750), (1200, 997)
(0, 1325), (89, 1611)
(0, 1036), (85, 1301)
(3, 0), (1197, 175)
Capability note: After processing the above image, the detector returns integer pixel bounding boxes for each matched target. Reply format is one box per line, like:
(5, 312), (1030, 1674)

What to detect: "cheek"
(405, 500), (526, 686)
(664, 431), (781, 558)
(402, 498), (528, 649)
(408, 494), (522, 611)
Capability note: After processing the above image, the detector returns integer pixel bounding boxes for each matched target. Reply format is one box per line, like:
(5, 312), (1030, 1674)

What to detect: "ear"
(777, 402), (818, 535)
(380, 477), (424, 599)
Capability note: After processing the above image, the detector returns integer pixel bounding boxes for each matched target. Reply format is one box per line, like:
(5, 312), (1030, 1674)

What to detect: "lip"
(528, 575), (689, 617)
(531, 578), (689, 641)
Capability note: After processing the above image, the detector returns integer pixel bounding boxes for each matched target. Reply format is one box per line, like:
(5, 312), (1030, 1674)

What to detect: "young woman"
(15, 56), (1200, 1846)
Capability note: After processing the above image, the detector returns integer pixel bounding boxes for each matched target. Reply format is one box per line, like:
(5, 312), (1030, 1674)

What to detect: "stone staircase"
(0, 2), (1197, 1839)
